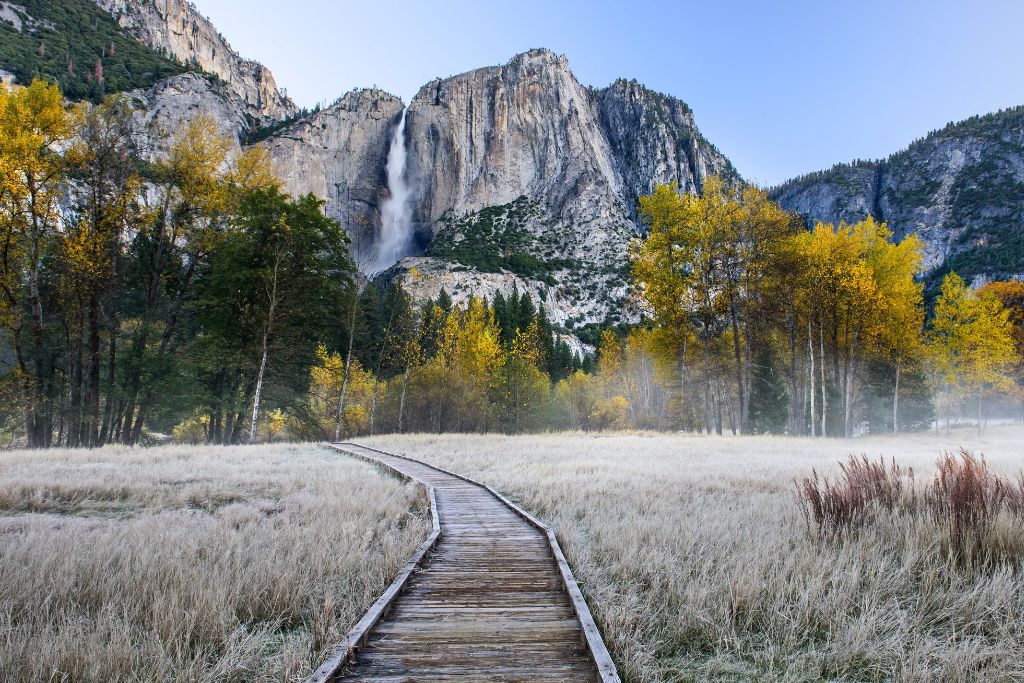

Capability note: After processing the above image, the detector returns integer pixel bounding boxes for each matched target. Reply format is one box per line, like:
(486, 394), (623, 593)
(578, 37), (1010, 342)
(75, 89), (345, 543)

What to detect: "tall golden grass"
(0, 443), (429, 682)
(369, 427), (1024, 682)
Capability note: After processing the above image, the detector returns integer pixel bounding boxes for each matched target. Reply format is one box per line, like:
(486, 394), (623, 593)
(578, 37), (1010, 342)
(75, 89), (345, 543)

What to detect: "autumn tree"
(790, 217), (924, 436)
(978, 280), (1024, 416)
(633, 179), (795, 434)
(0, 79), (79, 446)
(492, 318), (549, 433)
(929, 273), (1017, 434)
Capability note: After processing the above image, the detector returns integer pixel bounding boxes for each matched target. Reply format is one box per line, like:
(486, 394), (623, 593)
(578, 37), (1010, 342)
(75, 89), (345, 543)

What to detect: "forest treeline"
(630, 180), (1021, 436)
(1, 79), (1022, 447)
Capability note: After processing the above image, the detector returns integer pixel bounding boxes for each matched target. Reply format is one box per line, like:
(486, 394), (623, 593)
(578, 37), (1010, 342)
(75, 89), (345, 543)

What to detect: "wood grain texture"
(309, 442), (619, 683)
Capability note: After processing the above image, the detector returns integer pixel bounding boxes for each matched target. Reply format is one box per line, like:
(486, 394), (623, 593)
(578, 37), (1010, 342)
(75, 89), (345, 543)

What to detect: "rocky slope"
(95, 0), (296, 125)
(268, 49), (736, 327)
(597, 78), (738, 219)
(772, 107), (1024, 287)
(131, 71), (248, 151)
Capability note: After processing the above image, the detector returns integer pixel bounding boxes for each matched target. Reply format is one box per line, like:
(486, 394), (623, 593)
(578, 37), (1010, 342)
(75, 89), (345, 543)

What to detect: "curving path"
(309, 442), (618, 683)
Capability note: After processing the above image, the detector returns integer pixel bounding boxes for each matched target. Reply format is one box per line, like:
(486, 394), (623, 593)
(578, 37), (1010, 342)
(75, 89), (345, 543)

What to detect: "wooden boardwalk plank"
(306, 442), (619, 683)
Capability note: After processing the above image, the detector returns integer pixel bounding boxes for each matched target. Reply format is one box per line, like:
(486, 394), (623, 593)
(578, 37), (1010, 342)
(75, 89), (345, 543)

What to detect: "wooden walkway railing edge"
(308, 441), (621, 683)
(304, 444), (442, 683)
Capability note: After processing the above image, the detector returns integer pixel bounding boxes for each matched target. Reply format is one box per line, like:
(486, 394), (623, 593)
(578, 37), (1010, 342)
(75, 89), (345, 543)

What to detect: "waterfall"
(372, 108), (414, 273)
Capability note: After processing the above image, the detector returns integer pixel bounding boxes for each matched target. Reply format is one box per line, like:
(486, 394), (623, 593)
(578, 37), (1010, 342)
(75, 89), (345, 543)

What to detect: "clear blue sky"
(191, 0), (1024, 186)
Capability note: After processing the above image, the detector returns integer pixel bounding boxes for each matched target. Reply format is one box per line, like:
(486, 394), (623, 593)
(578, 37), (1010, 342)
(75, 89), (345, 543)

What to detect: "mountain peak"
(507, 47), (569, 69)
(95, 0), (296, 124)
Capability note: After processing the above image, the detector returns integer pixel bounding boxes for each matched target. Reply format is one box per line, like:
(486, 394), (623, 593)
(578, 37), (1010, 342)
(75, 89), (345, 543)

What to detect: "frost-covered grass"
(0, 443), (430, 683)
(367, 426), (1024, 682)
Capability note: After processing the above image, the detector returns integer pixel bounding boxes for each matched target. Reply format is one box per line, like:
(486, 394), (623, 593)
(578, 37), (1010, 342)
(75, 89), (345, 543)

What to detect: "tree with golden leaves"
(64, 94), (143, 446)
(0, 79), (80, 446)
(929, 273), (1017, 434)
(633, 178), (795, 434)
(492, 318), (550, 433)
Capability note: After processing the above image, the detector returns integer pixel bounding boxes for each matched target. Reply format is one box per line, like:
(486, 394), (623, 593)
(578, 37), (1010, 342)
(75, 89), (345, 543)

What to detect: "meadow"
(0, 444), (430, 682)
(368, 426), (1024, 682)
(3, 429), (1023, 682)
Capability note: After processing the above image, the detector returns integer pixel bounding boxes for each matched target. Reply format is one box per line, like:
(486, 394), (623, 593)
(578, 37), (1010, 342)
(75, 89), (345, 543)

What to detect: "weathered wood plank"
(305, 442), (620, 683)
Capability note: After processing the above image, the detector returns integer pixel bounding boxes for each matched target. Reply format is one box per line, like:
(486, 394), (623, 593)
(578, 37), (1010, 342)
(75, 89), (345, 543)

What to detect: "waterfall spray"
(373, 108), (414, 273)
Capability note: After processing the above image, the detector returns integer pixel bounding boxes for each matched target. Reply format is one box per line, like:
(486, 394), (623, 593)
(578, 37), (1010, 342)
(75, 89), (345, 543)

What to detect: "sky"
(190, 0), (1024, 187)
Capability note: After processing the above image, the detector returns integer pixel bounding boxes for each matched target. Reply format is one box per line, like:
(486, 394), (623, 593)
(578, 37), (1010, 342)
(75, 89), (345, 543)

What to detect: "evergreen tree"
(436, 288), (452, 313)
(516, 290), (536, 333)
(748, 349), (788, 434)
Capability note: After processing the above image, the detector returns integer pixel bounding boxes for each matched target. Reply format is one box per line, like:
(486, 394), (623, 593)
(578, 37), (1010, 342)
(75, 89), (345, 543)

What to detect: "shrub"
(925, 449), (1009, 562)
(1007, 474), (1024, 522)
(590, 395), (629, 431)
(794, 455), (913, 538)
(797, 449), (1024, 568)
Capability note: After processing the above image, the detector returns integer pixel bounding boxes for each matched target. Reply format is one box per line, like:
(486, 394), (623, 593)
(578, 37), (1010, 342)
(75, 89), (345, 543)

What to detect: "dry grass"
(367, 426), (1024, 682)
(0, 443), (430, 683)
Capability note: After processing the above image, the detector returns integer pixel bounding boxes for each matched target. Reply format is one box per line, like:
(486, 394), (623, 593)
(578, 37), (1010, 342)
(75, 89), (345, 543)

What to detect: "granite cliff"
(265, 49), (737, 326)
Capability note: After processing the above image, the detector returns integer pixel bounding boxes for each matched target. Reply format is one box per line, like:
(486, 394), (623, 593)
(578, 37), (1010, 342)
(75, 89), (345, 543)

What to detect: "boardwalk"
(310, 443), (618, 683)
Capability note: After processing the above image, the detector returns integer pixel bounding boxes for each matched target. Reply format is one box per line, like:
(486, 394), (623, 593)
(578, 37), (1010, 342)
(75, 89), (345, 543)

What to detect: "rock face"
(378, 49), (735, 325)
(596, 78), (738, 220)
(131, 72), (248, 151)
(772, 107), (1024, 286)
(95, 0), (296, 125)
(406, 51), (627, 232)
(255, 49), (735, 327)
(264, 89), (404, 263)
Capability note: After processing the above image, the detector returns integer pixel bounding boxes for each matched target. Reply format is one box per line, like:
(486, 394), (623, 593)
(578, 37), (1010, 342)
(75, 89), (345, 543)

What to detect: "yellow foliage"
(929, 273), (1017, 393)
(591, 396), (629, 430)
(512, 319), (544, 368)
(228, 145), (279, 194)
(172, 414), (209, 444)
(438, 297), (504, 385)
(553, 370), (600, 430)
(307, 343), (376, 438)
(266, 408), (286, 440)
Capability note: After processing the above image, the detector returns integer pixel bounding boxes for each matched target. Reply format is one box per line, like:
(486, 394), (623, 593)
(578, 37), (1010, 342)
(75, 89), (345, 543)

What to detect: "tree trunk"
(84, 290), (101, 447)
(27, 228), (48, 447)
(398, 365), (411, 433)
(98, 319), (117, 446)
(728, 297), (747, 435)
(892, 360), (901, 433)
(249, 341), (270, 442)
(68, 310), (84, 448)
(677, 337), (690, 431)
(368, 380), (379, 436)
(808, 315), (816, 438)
(977, 386), (984, 437)
(819, 318), (827, 438)
(702, 335), (714, 435)
(788, 309), (800, 435)
(249, 256), (281, 442)
(844, 333), (855, 437)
